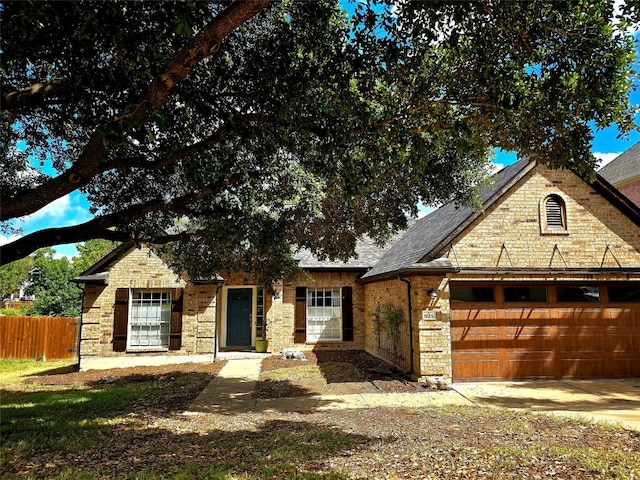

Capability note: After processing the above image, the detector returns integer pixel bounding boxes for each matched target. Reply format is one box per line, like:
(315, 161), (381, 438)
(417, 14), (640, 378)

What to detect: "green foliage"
(24, 240), (117, 317)
(0, 307), (24, 316)
(73, 239), (119, 273)
(372, 303), (404, 336)
(0, 257), (33, 298)
(2, 0), (638, 283)
(25, 249), (82, 317)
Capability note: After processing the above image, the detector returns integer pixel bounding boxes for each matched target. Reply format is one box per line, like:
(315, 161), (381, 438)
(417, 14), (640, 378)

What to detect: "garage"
(451, 282), (640, 381)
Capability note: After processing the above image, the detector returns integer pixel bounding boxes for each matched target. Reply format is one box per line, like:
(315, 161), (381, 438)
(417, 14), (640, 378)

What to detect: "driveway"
(186, 358), (640, 431)
(452, 379), (640, 431)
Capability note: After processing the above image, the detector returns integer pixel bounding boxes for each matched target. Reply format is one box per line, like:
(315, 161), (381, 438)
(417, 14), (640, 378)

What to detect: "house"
(74, 160), (640, 381)
(598, 142), (640, 207)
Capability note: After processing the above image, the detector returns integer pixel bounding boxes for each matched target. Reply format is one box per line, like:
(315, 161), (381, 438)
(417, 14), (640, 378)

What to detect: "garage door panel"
(506, 359), (555, 379)
(557, 331), (607, 353)
(501, 308), (551, 321)
(605, 308), (640, 326)
(607, 330), (640, 351)
(453, 359), (501, 380)
(452, 301), (640, 381)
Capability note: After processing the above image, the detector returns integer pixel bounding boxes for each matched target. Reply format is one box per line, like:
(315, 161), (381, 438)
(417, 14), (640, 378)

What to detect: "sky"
(3, 4), (640, 259)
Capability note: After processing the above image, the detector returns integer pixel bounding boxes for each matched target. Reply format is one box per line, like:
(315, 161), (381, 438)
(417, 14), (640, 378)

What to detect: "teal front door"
(226, 288), (252, 347)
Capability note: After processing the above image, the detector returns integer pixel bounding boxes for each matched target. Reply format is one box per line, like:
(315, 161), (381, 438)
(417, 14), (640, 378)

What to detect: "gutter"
(397, 274), (414, 376)
(213, 280), (225, 363)
(74, 283), (85, 372)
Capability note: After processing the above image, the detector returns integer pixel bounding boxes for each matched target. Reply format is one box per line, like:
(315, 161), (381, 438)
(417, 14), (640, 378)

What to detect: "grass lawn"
(1, 359), (639, 479)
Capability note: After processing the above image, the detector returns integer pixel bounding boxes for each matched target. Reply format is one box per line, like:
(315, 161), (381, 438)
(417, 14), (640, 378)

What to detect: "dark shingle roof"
(598, 142), (640, 185)
(361, 159), (534, 280)
(294, 231), (406, 270)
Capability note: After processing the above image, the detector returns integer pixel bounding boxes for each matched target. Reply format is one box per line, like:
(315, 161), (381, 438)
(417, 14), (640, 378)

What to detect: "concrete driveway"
(186, 359), (640, 431)
(452, 379), (640, 431)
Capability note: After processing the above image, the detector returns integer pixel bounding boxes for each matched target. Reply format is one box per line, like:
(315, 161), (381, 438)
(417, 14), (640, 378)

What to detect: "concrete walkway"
(185, 359), (640, 431)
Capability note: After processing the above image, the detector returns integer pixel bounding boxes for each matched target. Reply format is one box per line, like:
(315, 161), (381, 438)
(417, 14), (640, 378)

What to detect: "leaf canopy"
(1, 0), (638, 285)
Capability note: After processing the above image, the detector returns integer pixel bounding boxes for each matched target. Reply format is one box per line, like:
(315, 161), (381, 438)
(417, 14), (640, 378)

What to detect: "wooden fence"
(0, 316), (79, 360)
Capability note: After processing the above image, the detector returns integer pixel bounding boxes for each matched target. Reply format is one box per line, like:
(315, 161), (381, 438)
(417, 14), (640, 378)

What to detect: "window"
(609, 285), (640, 302)
(129, 290), (172, 349)
(557, 286), (600, 302)
(541, 194), (568, 233)
(256, 289), (265, 339)
(504, 286), (547, 302)
(306, 288), (342, 341)
(450, 286), (495, 302)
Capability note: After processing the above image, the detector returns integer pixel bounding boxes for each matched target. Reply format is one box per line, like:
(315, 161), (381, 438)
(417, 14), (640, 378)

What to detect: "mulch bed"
(254, 350), (422, 398)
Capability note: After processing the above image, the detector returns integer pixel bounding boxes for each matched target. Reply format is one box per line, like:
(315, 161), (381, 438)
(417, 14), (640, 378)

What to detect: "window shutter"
(113, 288), (129, 352)
(546, 196), (565, 228)
(169, 288), (183, 351)
(341, 286), (354, 342)
(294, 286), (307, 343)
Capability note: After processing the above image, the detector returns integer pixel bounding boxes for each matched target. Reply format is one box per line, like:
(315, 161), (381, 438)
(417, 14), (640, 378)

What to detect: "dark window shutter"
(113, 288), (129, 352)
(342, 286), (354, 341)
(169, 288), (183, 351)
(294, 287), (307, 343)
(546, 195), (565, 228)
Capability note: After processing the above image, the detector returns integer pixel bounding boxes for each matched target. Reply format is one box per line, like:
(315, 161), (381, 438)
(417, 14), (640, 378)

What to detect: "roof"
(361, 159), (534, 280)
(598, 142), (640, 185)
(294, 229), (408, 270)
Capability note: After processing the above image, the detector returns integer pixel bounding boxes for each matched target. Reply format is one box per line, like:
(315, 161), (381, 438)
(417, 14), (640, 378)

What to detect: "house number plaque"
(422, 310), (437, 321)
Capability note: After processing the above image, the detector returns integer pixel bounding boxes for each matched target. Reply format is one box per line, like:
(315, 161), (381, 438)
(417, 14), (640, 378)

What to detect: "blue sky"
(3, 6), (640, 258)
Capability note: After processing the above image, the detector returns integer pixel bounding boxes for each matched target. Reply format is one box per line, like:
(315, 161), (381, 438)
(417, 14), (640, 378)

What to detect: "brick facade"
(363, 164), (640, 382)
(268, 271), (366, 353)
(619, 179), (640, 209)
(78, 164), (640, 378)
(79, 246), (218, 368)
(448, 165), (640, 270)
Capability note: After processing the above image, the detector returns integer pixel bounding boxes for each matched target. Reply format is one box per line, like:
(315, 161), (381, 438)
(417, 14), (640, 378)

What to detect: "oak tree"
(2, 0), (638, 285)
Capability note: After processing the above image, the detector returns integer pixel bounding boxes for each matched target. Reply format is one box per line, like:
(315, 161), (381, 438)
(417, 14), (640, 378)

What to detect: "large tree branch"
(1, 79), (74, 110)
(0, 174), (246, 265)
(2, 0), (273, 222)
(105, 113), (262, 171)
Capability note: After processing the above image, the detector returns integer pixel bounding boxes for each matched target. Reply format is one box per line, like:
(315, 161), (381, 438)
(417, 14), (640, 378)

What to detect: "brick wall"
(449, 165), (640, 269)
(79, 246), (218, 360)
(618, 179), (640, 209)
(364, 276), (453, 381)
(267, 271), (366, 353)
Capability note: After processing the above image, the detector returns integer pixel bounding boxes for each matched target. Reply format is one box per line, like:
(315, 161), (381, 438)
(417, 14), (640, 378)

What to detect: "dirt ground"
(254, 350), (421, 398)
(9, 351), (640, 479)
(27, 350), (419, 398)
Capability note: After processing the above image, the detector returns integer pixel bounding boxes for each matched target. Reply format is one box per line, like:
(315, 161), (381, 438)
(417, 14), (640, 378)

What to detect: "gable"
(361, 159), (534, 280)
(444, 164), (640, 270)
(106, 246), (186, 288)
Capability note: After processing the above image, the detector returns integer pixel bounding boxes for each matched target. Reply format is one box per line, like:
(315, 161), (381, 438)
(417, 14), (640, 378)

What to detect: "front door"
(226, 288), (252, 347)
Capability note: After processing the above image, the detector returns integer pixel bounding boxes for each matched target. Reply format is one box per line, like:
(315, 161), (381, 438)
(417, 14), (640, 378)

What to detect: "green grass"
(3, 360), (638, 480)
(1, 384), (153, 461)
(0, 358), (76, 388)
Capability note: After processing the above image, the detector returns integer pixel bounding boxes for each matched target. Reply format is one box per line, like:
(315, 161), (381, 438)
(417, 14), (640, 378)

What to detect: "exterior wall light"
(427, 289), (438, 298)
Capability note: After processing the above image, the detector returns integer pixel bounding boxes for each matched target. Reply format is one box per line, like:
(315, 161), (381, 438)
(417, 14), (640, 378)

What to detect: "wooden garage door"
(451, 287), (640, 381)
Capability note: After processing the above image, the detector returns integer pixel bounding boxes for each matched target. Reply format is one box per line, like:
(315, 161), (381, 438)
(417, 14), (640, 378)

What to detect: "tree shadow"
(3, 386), (376, 478)
(456, 380), (640, 413)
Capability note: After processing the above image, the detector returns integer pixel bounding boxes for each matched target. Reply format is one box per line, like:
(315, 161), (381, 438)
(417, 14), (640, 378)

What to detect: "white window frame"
(306, 288), (342, 342)
(127, 289), (172, 350)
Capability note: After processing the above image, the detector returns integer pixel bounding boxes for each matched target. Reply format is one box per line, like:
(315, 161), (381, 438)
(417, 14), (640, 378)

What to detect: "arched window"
(541, 194), (567, 233)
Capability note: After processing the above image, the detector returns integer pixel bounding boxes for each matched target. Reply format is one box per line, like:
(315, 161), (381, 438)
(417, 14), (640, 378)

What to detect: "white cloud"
(25, 195), (73, 222)
(593, 151), (622, 170)
(0, 233), (22, 246)
(20, 194), (92, 228)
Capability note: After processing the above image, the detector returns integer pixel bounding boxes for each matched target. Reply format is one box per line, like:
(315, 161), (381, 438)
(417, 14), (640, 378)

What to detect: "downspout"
(398, 274), (414, 376)
(74, 283), (85, 372)
(213, 280), (225, 362)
